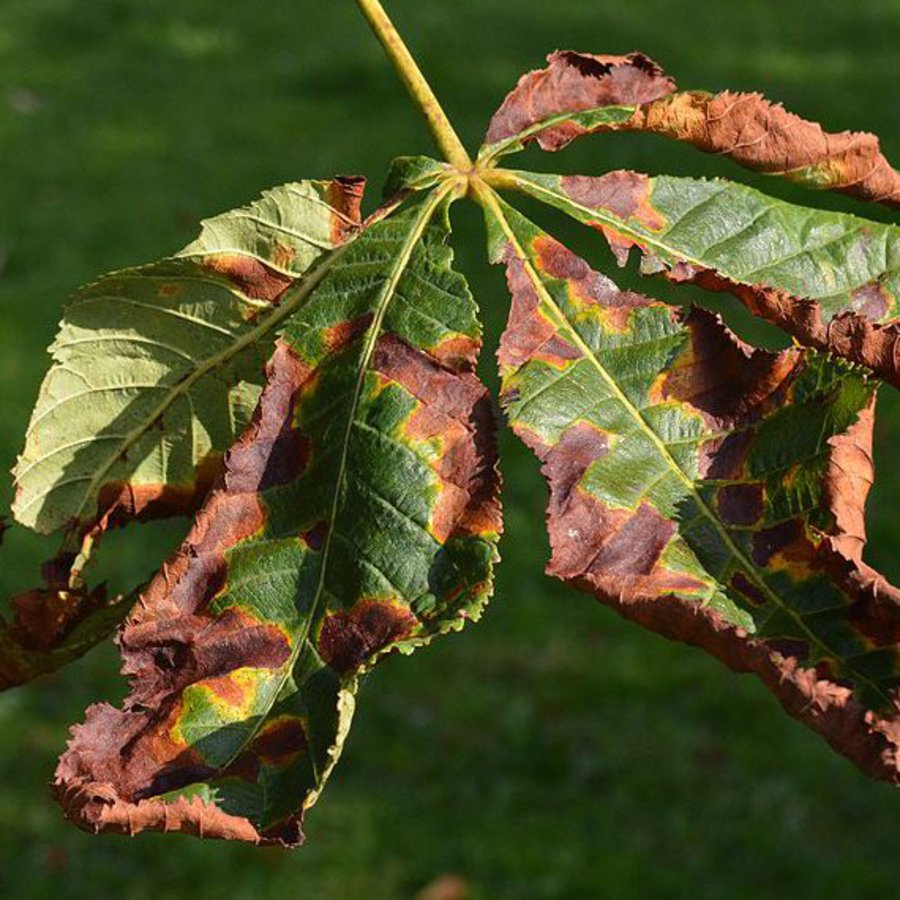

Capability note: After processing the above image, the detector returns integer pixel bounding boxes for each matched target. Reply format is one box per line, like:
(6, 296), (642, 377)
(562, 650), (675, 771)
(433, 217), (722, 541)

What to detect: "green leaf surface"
(55, 187), (502, 845)
(500, 168), (900, 384)
(13, 179), (364, 535)
(480, 186), (900, 777)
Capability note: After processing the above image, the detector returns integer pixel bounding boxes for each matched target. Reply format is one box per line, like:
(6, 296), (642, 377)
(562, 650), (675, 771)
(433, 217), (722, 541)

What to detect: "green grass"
(2, 1), (900, 897)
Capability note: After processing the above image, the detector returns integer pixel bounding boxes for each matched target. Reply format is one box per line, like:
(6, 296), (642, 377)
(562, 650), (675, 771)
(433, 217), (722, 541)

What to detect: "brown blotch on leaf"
(548, 490), (707, 601)
(123, 607), (292, 706)
(327, 175), (366, 245)
(562, 171), (666, 232)
(485, 51), (675, 150)
(302, 520), (328, 551)
(96, 451), (224, 533)
(54, 607), (294, 843)
(497, 251), (555, 372)
(825, 396), (875, 562)
(852, 282), (893, 321)
(429, 333), (482, 372)
(533, 232), (651, 330)
(581, 502), (676, 577)
(134, 489), (267, 626)
(845, 572), (900, 649)
(55, 702), (269, 844)
(322, 313), (375, 354)
(537, 423), (706, 600)
(697, 429), (754, 481)
(542, 420), (608, 505)
(226, 341), (312, 494)
(217, 715), (308, 794)
(251, 716), (309, 767)
(661, 307), (800, 427)
(729, 572), (768, 607)
(201, 254), (294, 304)
(499, 241), (637, 374)
(318, 599), (419, 674)
(751, 520), (806, 568)
(717, 483), (764, 527)
(531, 403), (900, 782)
(373, 334), (502, 543)
(620, 91), (900, 208)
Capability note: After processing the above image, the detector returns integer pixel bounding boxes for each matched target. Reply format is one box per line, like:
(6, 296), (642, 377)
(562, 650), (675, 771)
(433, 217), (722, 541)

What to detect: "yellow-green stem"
(354, 0), (472, 171)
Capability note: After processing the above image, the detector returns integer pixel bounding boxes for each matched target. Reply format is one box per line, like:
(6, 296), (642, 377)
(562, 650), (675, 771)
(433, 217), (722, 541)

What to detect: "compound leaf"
(55, 188), (502, 845)
(481, 188), (900, 782)
(8, 16), (900, 847)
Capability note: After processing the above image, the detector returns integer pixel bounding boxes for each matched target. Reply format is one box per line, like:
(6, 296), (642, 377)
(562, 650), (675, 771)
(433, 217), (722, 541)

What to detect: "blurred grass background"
(2, 1), (900, 897)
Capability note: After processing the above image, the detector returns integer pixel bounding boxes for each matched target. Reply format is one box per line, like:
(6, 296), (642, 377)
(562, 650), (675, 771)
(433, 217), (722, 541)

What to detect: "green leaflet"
(13, 179), (363, 535)
(178, 181), (362, 276)
(480, 189), (900, 710)
(498, 169), (900, 384)
(55, 187), (502, 845)
(505, 169), (900, 320)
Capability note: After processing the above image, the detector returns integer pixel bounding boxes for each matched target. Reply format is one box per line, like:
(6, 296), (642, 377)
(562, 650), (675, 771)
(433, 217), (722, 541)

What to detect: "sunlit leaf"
(480, 50), (900, 207)
(481, 189), (900, 782)
(6, 15), (900, 844)
(500, 168), (900, 384)
(55, 188), (502, 845)
(14, 179), (364, 536)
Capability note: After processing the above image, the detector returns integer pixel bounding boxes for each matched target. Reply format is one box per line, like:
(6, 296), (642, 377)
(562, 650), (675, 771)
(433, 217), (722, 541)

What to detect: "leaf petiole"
(354, 0), (473, 172)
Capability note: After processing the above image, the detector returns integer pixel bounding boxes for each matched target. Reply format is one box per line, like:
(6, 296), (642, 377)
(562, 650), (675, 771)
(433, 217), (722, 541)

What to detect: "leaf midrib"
(479, 183), (889, 705)
(509, 172), (756, 278)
